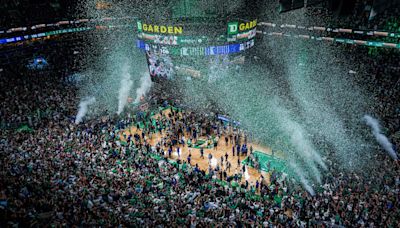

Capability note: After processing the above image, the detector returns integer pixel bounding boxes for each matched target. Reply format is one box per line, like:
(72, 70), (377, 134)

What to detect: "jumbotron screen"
(145, 49), (247, 82)
(136, 18), (258, 82)
(146, 51), (175, 81)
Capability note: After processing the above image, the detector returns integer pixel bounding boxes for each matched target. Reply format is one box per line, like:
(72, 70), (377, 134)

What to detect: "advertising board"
(137, 20), (183, 35)
(227, 19), (258, 42)
(137, 39), (255, 56)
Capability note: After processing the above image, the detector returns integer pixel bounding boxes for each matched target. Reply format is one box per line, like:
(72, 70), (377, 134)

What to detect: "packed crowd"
(1, 64), (399, 227)
(344, 45), (400, 151)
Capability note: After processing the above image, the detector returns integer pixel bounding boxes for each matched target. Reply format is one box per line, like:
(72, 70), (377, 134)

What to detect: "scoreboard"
(136, 18), (259, 82)
(134, 1), (265, 82)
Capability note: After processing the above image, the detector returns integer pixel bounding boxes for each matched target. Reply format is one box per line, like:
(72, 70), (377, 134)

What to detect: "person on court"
(200, 147), (204, 158)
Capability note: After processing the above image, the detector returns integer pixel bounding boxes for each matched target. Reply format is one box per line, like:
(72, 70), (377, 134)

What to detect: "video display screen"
(146, 51), (175, 81)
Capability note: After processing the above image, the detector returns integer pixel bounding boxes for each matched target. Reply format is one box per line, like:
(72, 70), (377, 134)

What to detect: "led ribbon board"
(136, 39), (255, 56)
(137, 33), (211, 45)
(0, 27), (93, 45)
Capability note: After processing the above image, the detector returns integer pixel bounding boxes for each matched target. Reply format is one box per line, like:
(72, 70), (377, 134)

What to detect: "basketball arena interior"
(0, 0), (400, 227)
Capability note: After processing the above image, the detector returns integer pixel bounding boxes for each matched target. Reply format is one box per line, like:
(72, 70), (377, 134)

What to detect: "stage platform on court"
(242, 151), (287, 173)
